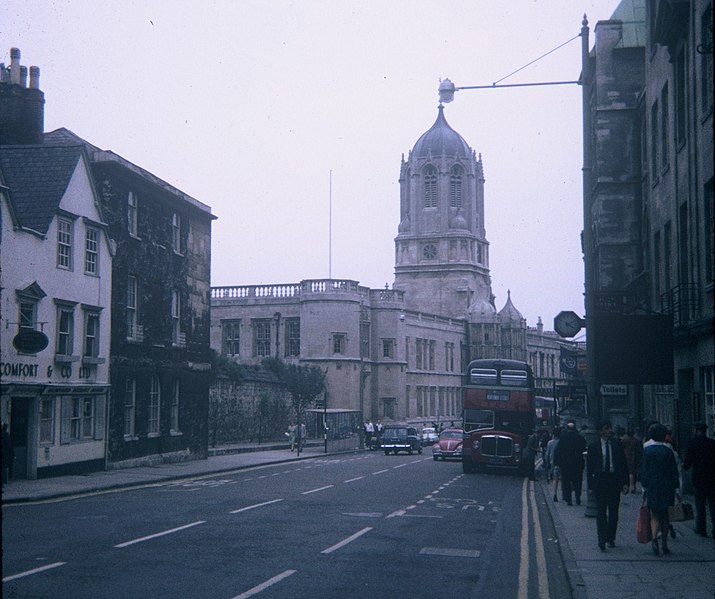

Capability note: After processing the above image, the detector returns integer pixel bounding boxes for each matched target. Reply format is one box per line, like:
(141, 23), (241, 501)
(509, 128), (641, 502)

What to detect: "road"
(2, 452), (570, 599)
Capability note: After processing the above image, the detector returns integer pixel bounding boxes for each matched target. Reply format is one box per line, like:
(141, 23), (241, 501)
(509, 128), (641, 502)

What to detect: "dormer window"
(423, 165), (437, 208)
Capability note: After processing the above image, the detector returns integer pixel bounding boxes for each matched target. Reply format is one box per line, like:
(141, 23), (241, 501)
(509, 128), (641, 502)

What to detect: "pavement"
(3, 444), (715, 599)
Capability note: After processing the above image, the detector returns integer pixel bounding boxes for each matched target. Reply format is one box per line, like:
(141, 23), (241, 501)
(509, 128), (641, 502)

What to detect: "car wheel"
(384, 449), (390, 456)
(433, 455), (438, 461)
(408, 448), (413, 455)
(418, 446), (422, 454)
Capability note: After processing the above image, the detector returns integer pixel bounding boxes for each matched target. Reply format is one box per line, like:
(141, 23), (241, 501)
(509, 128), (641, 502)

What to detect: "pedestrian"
(682, 422), (715, 539)
(287, 422), (296, 452)
(545, 427), (562, 500)
(524, 431), (540, 481)
(640, 423), (680, 556)
(621, 428), (643, 493)
(1, 422), (13, 489)
(587, 420), (630, 551)
(554, 419), (587, 505)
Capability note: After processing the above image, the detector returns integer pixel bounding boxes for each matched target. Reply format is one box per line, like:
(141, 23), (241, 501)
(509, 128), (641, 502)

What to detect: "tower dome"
(498, 290), (524, 322)
(411, 105), (471, 159)
(468, 296), (498, 323)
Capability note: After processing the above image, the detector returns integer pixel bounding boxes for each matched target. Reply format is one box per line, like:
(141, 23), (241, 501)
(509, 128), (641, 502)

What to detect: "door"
(10, 399), (30, 479)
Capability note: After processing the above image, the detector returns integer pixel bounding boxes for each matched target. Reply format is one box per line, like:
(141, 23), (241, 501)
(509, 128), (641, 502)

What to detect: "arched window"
(449, 165), (462, 208)
(423, 165), (437, 208)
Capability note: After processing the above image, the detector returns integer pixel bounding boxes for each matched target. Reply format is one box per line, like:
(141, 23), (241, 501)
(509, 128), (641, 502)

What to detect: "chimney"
(537, 317), (543, 335)
(0, 48), (45, 145)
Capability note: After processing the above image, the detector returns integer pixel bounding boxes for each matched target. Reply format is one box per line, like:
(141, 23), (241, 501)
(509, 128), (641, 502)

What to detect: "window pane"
(57, 219), (73, 269)
(85, 227), (99, 274)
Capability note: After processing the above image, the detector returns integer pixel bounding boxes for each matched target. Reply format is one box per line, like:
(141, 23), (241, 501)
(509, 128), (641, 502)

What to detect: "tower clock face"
(422, 244), (437, 260)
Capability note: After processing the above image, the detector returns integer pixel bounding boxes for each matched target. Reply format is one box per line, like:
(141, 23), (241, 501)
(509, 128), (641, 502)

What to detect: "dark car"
(432, 428), (464, 461)
(380, 425), (423, 455)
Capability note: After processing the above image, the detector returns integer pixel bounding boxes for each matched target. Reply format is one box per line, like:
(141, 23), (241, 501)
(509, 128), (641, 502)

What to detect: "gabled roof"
(45, 128), (215, 218)
(0, 144), (84, 235)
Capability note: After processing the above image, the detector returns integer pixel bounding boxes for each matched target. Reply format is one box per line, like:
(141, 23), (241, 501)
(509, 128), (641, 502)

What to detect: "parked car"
(380, 425), (423, 455)
(421, 427), (439, 446)
(432, 428), (464, 461)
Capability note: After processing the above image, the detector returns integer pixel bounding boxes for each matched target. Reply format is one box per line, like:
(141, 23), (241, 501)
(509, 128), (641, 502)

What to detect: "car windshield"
(423, 428), (436, 434)
(440, 430), (462, 440)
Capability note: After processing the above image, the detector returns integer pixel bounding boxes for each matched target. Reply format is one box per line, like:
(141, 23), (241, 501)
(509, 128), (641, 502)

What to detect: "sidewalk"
(539, 475), (715, 599)
(3, 446), (714, 599)
(1, 441), (333, 505)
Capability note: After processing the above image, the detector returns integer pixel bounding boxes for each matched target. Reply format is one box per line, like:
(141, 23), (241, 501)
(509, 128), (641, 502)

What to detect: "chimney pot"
(29, 65), (40, 89)
(10, 47), (21, 84)
(20, 65), (28, 87)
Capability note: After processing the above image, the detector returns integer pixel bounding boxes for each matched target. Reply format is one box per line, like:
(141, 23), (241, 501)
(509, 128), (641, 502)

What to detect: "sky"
(2, 0), (624, 329)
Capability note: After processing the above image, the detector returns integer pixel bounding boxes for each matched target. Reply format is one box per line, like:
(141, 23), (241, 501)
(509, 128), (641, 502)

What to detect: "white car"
(421, 427), (439, 446)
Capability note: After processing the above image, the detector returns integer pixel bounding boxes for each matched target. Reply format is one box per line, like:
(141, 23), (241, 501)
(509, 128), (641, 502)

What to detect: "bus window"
(470, 368), (497, 385)
(500, 369), (528, 386)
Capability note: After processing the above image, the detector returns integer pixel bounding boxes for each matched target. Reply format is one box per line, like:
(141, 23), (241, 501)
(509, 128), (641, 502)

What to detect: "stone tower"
(393, 104), (493, 320)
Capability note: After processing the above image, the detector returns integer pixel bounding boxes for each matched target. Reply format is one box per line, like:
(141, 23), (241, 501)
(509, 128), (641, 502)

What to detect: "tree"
(264, 358), (326, 424)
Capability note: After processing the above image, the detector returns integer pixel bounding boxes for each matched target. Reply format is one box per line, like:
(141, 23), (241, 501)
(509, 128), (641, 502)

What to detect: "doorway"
(10, 399), (30, 479)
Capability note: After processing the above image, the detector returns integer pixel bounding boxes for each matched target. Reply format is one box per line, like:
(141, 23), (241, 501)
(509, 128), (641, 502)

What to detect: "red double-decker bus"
(462, 359), (536, 474)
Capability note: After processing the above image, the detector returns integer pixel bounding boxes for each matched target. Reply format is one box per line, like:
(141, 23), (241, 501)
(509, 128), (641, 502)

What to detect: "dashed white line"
(372, 469), (389, 475)
(321, 527), (373, 554)
(343, 476), (365, 483)
(230, 498), (284, 514)
(301, 484), (334, 495)
(231, 569), (297, 599)
(114, 520), (206, 548)
(2, 562), (66, 582)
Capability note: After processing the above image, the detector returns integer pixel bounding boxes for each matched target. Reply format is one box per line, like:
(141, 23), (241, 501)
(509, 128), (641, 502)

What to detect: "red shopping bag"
(636, 503), (652, 544)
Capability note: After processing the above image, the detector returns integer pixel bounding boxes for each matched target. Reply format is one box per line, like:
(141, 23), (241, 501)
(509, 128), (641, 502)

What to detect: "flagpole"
(329, 169), (332, 280)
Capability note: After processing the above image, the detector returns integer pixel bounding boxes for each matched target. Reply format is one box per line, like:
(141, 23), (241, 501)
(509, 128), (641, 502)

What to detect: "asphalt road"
(2, 453), (570, 599)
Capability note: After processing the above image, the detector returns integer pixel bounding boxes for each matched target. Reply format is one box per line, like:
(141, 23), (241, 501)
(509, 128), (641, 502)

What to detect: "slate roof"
(0, 144), (84, 235)
(45, 128), (214, 217)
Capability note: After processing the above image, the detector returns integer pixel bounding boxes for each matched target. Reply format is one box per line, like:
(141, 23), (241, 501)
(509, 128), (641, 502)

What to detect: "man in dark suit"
(587, 420), (630, 551)
(682, 422), (715, 538)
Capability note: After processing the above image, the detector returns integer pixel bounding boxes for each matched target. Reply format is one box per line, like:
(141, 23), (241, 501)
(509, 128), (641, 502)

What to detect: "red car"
(432, 429), (464, 461)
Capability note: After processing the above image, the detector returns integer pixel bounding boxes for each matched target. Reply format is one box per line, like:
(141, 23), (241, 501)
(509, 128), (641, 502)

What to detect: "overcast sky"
(2, 0), (623, 329)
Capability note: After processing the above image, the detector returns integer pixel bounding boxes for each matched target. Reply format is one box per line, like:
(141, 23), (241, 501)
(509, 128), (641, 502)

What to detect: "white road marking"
(419, 547), (480, 558)
(393, 463), (407, 468)
(114, 520), (206, 548)
(342, 512), (383, 518)
(372, 469), (389, 475)
(230, 498), (284, 514)
(321, 527), (373, 554)
(343, 476), (364, 483)
(386, 509), (406, 518)
(2, 562), (66, 582)
(301, 484), (334, 495)
(231, 569), (297, 599)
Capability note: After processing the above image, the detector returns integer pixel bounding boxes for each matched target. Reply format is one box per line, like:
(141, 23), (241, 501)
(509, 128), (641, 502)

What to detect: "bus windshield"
(464, 409), (494, 432)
